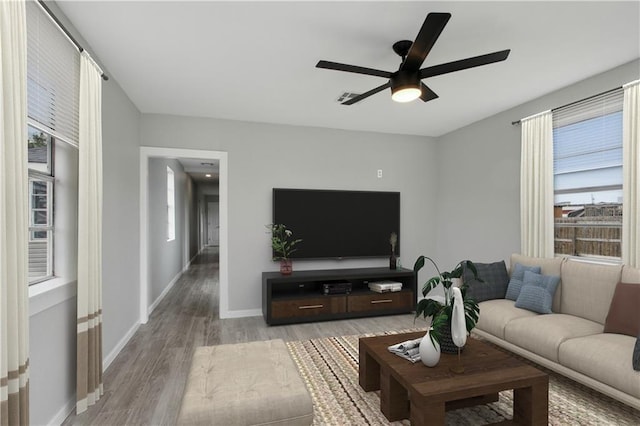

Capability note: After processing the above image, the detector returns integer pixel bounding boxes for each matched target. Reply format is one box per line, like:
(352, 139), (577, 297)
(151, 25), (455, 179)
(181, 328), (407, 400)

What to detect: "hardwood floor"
(63, 246), (418, 425)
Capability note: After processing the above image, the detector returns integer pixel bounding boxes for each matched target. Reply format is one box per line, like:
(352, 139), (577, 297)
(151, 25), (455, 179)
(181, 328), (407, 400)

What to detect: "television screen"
(273, 188), (400, 259)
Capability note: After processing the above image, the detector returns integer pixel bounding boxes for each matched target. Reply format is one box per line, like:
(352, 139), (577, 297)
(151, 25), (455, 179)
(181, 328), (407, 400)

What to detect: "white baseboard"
(49, 396), (76, 426)
(103, 321), (141, 371)
(221, 308), (262, 319)
(148, 270), (183, 315)
(183, 251), (200, 272)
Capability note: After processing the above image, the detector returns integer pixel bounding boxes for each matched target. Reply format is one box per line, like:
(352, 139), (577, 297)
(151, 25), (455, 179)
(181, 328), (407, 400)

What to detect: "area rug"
(286, 331), (640, 425)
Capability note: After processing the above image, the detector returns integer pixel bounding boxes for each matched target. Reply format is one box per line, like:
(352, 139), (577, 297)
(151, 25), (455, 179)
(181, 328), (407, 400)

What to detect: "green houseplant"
(414, 256), (482, 352)
(268, 224), (302, 275)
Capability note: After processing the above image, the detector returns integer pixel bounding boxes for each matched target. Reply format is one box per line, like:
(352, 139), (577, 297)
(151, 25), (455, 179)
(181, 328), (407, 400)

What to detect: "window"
(167, 166), (176, 241)
(28, 127), (54, 283)
(553, 89), (623, 259)
(26, 1), (81, 285)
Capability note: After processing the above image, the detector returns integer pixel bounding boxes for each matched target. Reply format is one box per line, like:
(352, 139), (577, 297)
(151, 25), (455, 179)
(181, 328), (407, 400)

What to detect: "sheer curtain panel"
(0, 1), (30, 424)
(76, 51), (104, 414)
(622, 80), (639, 267)
(520, 111), (554, 258)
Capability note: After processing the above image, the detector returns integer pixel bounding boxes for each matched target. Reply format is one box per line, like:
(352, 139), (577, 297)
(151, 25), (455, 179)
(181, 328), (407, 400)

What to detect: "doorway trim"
(139, 146), (228, 324)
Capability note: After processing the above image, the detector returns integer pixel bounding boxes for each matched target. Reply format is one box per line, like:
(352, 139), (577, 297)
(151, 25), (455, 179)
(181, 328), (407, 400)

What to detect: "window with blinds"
(26, 0), (80, 146)
(26, 0), (81, 284)
(552, 88), (623, 259)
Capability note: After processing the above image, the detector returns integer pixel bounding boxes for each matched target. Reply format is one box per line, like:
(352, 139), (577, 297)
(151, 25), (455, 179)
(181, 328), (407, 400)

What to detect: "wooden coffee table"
(359, 331), (548, 425)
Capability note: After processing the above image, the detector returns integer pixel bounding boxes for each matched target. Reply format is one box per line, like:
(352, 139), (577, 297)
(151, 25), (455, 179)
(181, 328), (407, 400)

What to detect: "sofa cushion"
(509, 254), (564, 311)
(560, 260), (623, 324)
(604, 282), (640, 337)
(505, 263), (541, 301)
(504, 314), (602, 362)
(559, 333), (640, 399)
(515, 271), (560, 314)
(634, 336), (640, 371)
(463, 260), (510, 302)
(475, 299), (538, 340)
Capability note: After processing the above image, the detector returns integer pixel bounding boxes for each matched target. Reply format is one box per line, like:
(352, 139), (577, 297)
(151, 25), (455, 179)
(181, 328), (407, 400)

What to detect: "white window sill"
(29, 277), (76, 317)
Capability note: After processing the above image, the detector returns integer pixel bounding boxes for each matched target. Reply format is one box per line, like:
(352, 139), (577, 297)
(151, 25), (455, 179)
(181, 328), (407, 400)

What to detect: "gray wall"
(141, 116), (439, 312)
(434, 59), (640, 270)
(101, 74), (141, 358)
(148, 158), (188, 304)
(29, 298), (76, 426)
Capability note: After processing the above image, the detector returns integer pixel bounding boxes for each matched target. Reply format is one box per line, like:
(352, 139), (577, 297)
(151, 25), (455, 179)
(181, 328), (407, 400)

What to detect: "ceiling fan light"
(392, 87), (422, 102)
(390, 72), (422, 103)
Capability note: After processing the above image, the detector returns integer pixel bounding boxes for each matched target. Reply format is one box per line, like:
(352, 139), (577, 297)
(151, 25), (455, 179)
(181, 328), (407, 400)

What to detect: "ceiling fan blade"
(401, 12), (451, 71)
(419, 83), (439, 102)
(420, 49), (511, 79)
(316, 60), (392, 78)
(342, 82), (391, 105)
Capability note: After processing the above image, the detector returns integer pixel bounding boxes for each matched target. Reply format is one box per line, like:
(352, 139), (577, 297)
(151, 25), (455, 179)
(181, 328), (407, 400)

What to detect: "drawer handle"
(298, 304), (324, 310)
(370, 299), (393, 304)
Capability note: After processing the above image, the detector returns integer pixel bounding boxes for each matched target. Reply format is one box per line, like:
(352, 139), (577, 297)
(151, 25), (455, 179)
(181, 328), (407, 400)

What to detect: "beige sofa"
(473, 253), (640, 410)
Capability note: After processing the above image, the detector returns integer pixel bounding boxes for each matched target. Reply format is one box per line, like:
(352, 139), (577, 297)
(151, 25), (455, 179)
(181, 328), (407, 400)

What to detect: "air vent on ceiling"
(336, 92), (361, 103)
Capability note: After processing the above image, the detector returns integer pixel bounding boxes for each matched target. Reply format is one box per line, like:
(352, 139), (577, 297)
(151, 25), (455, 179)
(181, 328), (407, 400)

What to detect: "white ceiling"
(57, 1), (640, 138)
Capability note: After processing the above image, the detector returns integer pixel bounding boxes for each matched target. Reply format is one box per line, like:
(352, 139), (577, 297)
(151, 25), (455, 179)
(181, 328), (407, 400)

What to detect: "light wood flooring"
(63, 246), (417, 425)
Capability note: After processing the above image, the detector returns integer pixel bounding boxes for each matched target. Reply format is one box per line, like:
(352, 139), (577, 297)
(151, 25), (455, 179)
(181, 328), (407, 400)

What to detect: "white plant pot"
(419, 331), (441, 367)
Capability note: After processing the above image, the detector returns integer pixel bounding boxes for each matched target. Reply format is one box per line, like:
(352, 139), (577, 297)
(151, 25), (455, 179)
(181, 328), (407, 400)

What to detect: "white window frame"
(167, 166), (176, 241)
(28, 160), (54, 284)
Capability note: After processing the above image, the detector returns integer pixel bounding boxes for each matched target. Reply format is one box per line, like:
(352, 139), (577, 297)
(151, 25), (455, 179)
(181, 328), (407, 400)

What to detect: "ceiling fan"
(316, 12), (510, 105)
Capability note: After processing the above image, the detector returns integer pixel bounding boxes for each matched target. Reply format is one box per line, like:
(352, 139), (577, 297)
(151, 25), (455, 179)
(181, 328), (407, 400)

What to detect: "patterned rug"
(286, 331), (640, 425)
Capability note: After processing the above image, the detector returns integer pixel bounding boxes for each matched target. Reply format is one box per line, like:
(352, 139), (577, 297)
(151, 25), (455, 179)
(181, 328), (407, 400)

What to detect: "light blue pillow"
(505, 263), (542, 301)
(515, 270), (560, 314)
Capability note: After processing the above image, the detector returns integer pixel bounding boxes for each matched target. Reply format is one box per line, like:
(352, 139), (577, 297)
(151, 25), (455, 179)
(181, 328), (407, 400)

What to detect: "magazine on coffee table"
(387, 337), (422, 363)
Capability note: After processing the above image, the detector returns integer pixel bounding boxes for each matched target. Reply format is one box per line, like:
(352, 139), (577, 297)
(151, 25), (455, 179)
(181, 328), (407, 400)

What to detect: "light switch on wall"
(377, 169), (383, 178)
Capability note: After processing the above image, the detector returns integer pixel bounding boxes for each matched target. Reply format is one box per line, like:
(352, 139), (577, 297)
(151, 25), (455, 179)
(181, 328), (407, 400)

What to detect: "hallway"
(64, 247), (416, 425)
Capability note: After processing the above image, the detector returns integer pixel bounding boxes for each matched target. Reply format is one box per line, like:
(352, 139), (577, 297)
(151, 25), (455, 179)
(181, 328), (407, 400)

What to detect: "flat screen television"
(272, 188), (400, 259)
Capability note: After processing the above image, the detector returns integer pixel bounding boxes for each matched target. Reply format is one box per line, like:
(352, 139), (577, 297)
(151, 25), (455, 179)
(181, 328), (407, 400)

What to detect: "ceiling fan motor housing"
(390, 71), (421, 93)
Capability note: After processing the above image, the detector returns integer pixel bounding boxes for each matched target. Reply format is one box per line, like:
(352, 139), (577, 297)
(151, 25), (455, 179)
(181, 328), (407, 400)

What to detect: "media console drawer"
(271, 296), (347, 319)
(347, 291), (413, 313)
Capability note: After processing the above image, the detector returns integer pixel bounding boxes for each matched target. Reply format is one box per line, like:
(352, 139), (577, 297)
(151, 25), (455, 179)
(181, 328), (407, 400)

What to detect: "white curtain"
(622, 80), (640, 268)
(520, 110), (554, 258)
(0, 1), (30, 424)
(76, 51), (104, 414)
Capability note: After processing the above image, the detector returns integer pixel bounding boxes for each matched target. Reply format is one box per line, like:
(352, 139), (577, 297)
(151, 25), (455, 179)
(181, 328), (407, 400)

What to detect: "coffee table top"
(360, 331), (547, 404)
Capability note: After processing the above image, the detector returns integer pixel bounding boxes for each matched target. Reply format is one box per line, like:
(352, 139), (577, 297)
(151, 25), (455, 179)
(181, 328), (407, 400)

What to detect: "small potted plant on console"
(268, 224), (302, 275)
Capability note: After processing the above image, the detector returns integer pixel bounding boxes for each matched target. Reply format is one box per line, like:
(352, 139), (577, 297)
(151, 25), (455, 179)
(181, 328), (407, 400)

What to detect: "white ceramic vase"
(419, 331), (441, 367)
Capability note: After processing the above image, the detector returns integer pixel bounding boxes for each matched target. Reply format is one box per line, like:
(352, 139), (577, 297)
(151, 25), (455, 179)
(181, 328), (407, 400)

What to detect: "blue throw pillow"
(514, 270), (560, 314)
(505, 263), (542, 301)
(634, 335), (640, 372)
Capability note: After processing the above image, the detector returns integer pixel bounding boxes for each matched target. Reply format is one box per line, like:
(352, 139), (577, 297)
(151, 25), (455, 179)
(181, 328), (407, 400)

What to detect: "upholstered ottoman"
(177, 339), (313, 425)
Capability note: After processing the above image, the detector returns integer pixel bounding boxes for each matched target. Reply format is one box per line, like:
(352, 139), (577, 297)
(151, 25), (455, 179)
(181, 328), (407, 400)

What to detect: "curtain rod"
(37, 0), (109, 81)
(511, 85), (622, 125)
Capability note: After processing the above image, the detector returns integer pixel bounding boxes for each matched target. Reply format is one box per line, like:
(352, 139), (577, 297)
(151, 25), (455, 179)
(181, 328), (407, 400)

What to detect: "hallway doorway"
(139, 147), (229, 324)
